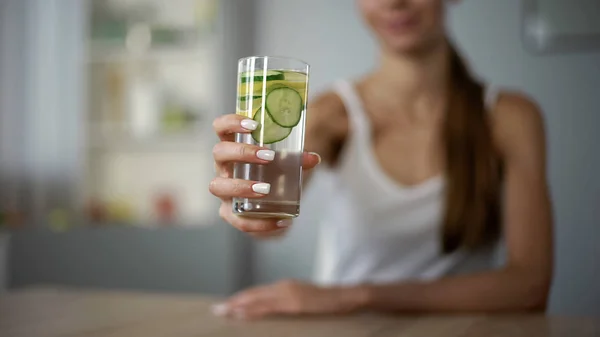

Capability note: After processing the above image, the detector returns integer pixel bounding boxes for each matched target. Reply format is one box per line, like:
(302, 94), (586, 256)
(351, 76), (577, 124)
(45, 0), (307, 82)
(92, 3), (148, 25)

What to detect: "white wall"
(253, 0), (378, 93)
(252, 0), (600, 315)
(450, 0), (600, 316)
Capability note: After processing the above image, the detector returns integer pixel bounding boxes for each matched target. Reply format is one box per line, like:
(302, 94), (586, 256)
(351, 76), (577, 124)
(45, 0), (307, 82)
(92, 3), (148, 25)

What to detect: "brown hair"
(441, 44), (503, 253)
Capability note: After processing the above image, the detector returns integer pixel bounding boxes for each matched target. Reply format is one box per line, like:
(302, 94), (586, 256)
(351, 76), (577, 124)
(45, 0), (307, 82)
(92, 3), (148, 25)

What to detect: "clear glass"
(232, 56), (310, 218)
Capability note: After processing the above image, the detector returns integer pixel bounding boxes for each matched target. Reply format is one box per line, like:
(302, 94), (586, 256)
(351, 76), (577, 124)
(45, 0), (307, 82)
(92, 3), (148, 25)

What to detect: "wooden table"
(1, 288), (598, 337)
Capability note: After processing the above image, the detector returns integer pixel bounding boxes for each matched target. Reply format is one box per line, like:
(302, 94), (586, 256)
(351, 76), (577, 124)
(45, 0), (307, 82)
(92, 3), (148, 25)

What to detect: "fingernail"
(309, 152), (322, 165)
(252, 183), (271, 195)
(256, 149), (275, 161)
(241, 119), (258, 130)
(277, 219), (292, 227)
(211, 303), (229, 316)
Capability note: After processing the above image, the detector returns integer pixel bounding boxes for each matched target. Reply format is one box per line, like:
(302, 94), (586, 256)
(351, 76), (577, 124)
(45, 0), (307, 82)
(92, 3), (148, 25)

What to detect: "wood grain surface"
(1, 287), (598, 337)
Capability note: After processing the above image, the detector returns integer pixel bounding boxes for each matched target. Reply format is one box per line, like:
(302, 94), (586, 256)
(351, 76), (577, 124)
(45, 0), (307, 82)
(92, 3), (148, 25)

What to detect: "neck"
(373, 41), (450, 101)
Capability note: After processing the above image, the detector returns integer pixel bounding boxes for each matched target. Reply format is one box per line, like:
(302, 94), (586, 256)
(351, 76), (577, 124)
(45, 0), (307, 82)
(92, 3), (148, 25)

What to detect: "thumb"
(302, 152), (321, 170)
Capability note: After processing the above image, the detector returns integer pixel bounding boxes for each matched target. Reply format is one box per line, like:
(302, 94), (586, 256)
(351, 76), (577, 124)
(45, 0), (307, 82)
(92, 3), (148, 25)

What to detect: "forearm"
(339, 267), (550, 313)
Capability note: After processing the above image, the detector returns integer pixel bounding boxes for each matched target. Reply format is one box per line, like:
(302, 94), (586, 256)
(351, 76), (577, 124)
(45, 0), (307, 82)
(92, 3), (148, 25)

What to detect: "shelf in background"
(87, 45), (215, 64)
(89, 132), (212, 152)
(86, 119), (215, 152)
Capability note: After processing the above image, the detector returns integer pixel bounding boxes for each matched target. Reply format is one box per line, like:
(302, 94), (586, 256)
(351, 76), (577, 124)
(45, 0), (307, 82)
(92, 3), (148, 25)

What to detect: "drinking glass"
(232, 56), (310, 218)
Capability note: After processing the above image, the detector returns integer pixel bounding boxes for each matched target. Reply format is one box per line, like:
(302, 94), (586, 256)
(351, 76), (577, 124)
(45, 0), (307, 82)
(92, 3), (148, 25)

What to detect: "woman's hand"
(210, 114), (321, 236)
(211, 280), (368, 320)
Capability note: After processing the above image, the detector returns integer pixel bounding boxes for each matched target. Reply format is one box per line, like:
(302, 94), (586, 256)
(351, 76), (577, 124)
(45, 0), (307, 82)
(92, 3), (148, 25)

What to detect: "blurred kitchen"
(1, 0), (599, 318)
(0, 0), (247, 296)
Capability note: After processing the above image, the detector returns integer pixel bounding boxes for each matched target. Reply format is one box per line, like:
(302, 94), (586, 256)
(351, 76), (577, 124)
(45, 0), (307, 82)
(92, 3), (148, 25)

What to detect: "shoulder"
(489, 90), (546, 161)
(306, 89), (349, 134)
(309, 90), (346, 115)
(303, 88), (350, 165)
(491, 91), (544, 128)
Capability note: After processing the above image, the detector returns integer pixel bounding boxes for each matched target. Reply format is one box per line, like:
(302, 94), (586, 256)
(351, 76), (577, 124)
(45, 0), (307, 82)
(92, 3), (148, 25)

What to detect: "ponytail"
(441, 44), (503, 253)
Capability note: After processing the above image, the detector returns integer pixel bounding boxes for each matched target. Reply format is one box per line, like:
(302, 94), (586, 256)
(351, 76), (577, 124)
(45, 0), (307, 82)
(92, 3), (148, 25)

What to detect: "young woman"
(209, 0), (553, 319)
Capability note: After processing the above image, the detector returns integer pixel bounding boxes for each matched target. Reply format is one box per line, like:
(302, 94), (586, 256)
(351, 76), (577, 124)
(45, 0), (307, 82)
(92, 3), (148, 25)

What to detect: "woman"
(209, 0), (553, 319)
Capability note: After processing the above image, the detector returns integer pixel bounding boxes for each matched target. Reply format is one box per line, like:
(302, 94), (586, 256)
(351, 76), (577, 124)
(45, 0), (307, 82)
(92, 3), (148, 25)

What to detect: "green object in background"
(48, 209), (70, 232)
(91, 21), (128, 43)
(151, 27), (181, 46)
(161, 102), (198, 134)
(162, 105), (186, 132)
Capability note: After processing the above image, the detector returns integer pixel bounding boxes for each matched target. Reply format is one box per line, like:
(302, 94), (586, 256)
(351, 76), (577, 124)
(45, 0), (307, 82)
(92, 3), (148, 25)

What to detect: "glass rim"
(238, 55), (310, 69)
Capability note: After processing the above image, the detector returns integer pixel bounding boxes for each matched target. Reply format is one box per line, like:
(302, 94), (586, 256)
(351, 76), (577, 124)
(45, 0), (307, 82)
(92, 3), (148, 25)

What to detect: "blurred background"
(0, 0), (599, 316)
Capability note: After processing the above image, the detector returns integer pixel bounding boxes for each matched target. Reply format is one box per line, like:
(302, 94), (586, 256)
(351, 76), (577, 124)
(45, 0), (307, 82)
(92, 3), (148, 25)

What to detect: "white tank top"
(314, 80), (500, 286)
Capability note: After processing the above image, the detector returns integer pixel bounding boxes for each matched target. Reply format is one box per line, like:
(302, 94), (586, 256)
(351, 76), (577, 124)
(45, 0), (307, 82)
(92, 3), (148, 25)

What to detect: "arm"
(301, 91), (349, 186)
(346, 93), (553, 313)
(212, 93), (554, 319)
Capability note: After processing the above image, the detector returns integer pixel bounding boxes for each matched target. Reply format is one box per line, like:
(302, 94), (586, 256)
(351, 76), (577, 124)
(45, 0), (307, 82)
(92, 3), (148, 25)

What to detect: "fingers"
(228, 286), (274, 307)
(213, 300), (275, 321)
(213, 113), (321, 166)
(213, 142), (274, 167)
(218, 203), (286, 232)
(212, 142), (271, 179)
(237, 304), (275, 320)
(209, 123), (318, 234)
(302, 152), (321, 170)
(213, 286), (280, 320)
(249, 227), (289, 239)
(209, 177), (271, 199)
(214, 148), (320, 178)
(213, 114), (257, 141)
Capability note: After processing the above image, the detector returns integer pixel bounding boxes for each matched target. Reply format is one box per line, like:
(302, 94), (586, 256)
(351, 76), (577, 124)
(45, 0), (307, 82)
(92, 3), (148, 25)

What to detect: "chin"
(385, 37), (430, 54)
(383, 33), (443, 55)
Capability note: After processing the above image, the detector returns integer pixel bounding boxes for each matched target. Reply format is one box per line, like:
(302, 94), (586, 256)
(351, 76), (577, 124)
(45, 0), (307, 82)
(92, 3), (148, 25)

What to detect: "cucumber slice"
(239, 95), (262, 102)
(238, 80), (295, 98)
(241, 70), (284, 83)
(252, 107), (292, 144)
(283, 71), (308, 82)
(265, 87), (303, 127)
(238, 96), (263, 112)
(268, 82), (307, 106)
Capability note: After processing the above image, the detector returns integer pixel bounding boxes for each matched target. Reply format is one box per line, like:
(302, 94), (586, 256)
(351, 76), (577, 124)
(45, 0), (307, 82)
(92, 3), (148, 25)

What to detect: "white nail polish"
(211, 303), (229, 316)
(241, 119), (258, 130)
(252, 183), (271, 195)
(256, 149), (275, 161)
(277, 219), (292, 227)
(309, 152), (322, 165)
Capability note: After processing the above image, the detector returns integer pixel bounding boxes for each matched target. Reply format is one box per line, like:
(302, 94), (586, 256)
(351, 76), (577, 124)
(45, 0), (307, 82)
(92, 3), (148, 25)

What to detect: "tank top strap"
(484, 84), (500, 111)
(332, 80), (371, 137)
